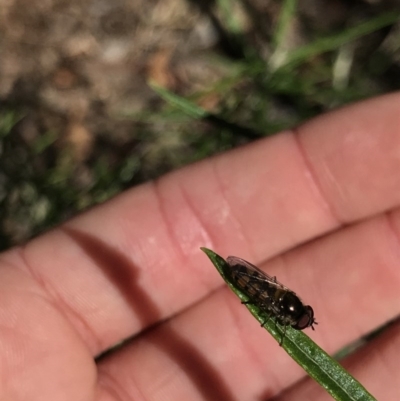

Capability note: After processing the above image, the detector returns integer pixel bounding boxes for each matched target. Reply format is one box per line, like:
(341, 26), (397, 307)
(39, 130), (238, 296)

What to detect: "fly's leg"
(260, 311), (273, 328)
(274, 316), (287, 346)
(241, 300), (272, 328)
(279, 324), (287, 346)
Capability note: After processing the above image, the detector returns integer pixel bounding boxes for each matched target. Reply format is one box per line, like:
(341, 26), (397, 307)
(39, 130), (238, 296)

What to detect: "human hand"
(1, 93), (399, 400)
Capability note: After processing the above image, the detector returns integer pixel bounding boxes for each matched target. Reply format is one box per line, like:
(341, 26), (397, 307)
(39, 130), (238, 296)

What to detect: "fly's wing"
(226, 256), (282, 315)
(226, 256), (289, 289)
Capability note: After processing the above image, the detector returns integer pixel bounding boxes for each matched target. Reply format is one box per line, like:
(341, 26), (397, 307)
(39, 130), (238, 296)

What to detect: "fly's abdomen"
(230, 265), (274, 305)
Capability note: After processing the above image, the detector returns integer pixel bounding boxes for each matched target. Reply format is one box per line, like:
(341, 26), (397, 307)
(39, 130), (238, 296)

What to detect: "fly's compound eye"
(292, 306), (315, 330)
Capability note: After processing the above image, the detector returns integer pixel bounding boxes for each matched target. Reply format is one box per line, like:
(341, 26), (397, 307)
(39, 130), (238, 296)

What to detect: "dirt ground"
(2, 0), (384, 150)
(0, 0), (221, 150)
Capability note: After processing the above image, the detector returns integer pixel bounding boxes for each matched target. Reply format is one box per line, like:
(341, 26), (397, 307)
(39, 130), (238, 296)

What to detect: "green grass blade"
(271, 0), (297, 50)
(149, 82), (208, 119)
(216, 0), (244, 34)
(149, 82), (264, 139)
(201, 247), (377, 401)
(282, 11), (400, 70)
(269, 0), (298, 70)
(0, 110), (22, 137)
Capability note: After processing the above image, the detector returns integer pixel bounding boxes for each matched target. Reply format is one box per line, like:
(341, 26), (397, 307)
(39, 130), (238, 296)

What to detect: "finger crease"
(18, 239), (102, 354)
(291, 128), (343, 225)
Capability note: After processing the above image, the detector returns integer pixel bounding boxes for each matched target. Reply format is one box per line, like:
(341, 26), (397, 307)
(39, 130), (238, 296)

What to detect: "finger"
(297, 93), (400, 222)
(274, 322), (400, 401)
(95, 210), (400, 400)
(0, 250), (97, 401)
(15, 92), (400, 356)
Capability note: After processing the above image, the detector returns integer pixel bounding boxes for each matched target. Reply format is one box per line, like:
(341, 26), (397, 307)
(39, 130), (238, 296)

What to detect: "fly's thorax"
(271, 288), (287, 303)
(278, 291), (310, 326)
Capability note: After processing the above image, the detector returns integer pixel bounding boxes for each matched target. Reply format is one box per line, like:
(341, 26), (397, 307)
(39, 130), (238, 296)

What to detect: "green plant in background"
(0, 110), (21, 138)
(201, 248), (377, 401)
(151, 0), (399, 136)
(1, 0), (399, 249)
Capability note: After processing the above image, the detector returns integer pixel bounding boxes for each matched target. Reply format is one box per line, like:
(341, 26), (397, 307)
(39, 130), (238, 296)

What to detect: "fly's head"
(292, 305), (317, 331)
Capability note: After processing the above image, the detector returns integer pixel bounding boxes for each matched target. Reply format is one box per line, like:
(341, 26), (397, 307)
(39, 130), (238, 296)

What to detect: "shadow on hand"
(63, 227), (235, 401)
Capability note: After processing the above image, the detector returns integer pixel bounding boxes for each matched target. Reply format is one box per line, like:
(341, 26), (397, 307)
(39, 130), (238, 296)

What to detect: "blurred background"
(0, 0), (399, 250)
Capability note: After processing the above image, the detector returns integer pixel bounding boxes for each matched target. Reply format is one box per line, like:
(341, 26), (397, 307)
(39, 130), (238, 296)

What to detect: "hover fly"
(226, 256), (317, 344)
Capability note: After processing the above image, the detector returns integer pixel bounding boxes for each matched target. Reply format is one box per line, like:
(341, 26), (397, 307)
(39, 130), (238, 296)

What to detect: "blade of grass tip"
(201, 247), (378, 401)
(215, 0), (244, 34)
(148, 81), (208, 119)
(269, 0), (298, 71)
